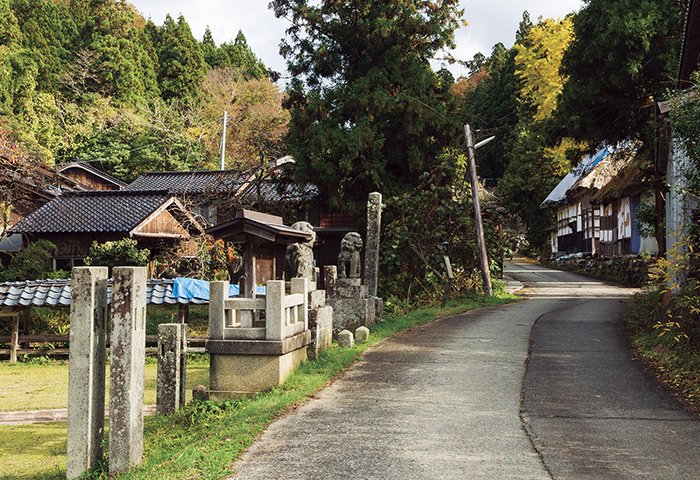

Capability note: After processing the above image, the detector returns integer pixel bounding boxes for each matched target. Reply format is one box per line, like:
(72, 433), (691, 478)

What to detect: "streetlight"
(465, 124), (495, 296)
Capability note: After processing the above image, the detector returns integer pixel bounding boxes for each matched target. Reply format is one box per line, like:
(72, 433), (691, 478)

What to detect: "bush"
(0, 239), (68, 282)
(84, 238), (150, 273)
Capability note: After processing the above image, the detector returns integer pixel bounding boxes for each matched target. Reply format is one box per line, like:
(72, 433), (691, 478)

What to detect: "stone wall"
(542, 256), (659, 287)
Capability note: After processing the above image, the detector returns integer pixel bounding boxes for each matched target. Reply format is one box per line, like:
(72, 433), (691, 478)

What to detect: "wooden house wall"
(598, 199), (633, 257)
(137, 208), (189, 237)
(61, 169), (120, 191)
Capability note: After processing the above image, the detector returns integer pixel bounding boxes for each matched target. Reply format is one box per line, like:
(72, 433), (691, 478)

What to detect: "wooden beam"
(21, 308), (31, 348)
(177, 304), (189, 324)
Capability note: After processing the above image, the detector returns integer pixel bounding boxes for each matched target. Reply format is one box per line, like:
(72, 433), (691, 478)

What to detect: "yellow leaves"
(515, 17), (574, 121)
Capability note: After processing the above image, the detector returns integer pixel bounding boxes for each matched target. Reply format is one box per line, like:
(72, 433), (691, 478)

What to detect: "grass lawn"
(0, 290), (519, 480)
(0, 357), (210, 411)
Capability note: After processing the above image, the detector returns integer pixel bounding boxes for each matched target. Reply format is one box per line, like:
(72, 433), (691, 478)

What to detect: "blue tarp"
(171, 277), (265, 301)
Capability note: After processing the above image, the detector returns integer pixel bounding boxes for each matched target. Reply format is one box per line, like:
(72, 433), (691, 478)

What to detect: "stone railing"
(209, 278), (309, 342)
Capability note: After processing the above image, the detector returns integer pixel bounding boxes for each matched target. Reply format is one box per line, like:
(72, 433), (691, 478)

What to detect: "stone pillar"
(209, 281), (229, 340)
(67, 267), (108, 480)
(265, 280), (285, 341)
(364, 192), (382, 297)
(157, 323), (187, 415)
(109, 267), (147, 475)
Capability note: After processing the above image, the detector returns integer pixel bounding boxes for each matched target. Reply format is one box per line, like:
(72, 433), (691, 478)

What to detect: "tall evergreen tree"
(558, 0), (685, 146)
(152, 14), (206, 100)
(270, 0), (463, 212)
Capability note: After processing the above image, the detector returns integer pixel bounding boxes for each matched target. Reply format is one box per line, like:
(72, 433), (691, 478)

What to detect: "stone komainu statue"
(285, 221), (316, 280)
(338, 232), (363, 279)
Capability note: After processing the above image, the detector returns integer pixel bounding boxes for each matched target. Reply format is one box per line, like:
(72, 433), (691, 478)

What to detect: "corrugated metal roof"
(0, 279), (207, 308)
(126, 170), (250, 194)
(10, 191), (173, 234)
(540, 142), (635, 208)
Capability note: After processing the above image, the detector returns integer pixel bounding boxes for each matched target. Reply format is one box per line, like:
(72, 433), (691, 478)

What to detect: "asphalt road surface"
(230, 257), (700, 479)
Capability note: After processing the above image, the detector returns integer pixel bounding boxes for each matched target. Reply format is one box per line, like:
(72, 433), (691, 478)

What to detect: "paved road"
(230, 258), (700, 479)
(519, 260), (700, 479)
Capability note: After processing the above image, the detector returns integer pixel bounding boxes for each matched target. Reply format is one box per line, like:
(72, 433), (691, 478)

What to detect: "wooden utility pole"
(464, 124), (493, 296)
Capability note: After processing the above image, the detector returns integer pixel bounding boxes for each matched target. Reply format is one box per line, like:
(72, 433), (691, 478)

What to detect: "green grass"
(0, 291), (519, 480)
(0, 355), (210, 411)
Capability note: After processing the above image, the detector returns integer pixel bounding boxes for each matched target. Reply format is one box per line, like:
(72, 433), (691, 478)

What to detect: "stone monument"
(324, 194), (384, 333)
(285, 221), (316, 282)
(337, 232), (363, 280)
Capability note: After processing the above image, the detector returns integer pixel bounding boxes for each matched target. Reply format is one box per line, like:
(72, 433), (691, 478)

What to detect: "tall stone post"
(157, 323), (187, 415)
(364, 192), (382, 297)
(67, 267), (108, 480)
(109, 267), (147, 475)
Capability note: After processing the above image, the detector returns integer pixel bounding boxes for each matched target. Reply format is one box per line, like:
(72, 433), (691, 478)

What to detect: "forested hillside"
(0, 0), (286, 182)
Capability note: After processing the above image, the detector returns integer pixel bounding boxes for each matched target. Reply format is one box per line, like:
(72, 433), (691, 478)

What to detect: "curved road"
(230, 257), (700, 479)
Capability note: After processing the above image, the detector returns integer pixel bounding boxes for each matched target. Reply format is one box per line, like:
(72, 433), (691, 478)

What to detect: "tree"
(270, 0), (464, 212)
(151, 14), (206, 100)
(557, 0), (685, 254)
(558, 0), (685, 146)
(202, 29), (268, 80)
(497, 16), (577, 251)
(0, 239), (66, 281)
(456, 45), (522, 180)
(514, 16), (573, 121)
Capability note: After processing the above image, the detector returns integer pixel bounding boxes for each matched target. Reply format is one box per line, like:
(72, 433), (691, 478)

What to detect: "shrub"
(0, 239), (68, 282)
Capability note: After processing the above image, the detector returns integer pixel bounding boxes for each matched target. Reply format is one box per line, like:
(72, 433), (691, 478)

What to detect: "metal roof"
(10, 190), (175, 234)
(540, 143), (622, 207)
(0, 278), (207, 309)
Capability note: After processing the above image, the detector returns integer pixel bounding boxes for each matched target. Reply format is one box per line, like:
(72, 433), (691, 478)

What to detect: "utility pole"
(464, 124), (493, 296)
(220, 110), (228, 170)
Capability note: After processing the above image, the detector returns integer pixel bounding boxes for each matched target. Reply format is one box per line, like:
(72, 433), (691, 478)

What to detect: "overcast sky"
(131, 0), (584, 83)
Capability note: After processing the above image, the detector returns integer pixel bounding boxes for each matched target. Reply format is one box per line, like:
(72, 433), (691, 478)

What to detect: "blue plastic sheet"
(170, 277), (265, 301)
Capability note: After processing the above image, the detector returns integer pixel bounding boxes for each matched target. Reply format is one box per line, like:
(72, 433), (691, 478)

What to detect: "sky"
(131, 0), (585, 83)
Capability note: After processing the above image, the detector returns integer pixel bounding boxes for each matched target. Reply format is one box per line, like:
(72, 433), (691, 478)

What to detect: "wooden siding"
(61, 168), (120, 191)
(135, 208), (189, 237)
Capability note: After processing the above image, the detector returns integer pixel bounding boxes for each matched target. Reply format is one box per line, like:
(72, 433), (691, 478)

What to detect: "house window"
(53, 258), (85, 271)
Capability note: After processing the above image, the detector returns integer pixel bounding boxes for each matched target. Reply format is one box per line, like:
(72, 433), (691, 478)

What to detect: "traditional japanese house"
(9, 190), (203, 270)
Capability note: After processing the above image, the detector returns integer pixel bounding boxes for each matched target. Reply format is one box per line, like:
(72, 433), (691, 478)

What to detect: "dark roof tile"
(11, 191), (173, 234)
(126, 170), (249, 194)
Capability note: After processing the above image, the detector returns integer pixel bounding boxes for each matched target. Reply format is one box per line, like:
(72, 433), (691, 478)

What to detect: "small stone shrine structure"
(323, 193), (383, 333)
(205, 210), (333, 398)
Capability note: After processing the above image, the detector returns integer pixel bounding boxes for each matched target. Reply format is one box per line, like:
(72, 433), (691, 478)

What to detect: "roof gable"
(56, 162), (128, 190)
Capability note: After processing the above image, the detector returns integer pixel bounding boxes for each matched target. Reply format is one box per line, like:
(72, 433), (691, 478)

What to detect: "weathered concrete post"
(364, 192), (382, 297)
(109, 266), (147, 475)
(67, 267), (108, 480)
(157, 323), (187, 415)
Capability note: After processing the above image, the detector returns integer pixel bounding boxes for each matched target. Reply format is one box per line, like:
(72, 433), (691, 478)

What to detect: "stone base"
(209, 346), (307, 399)
(308, 306), (333, 360)
(207, 331), (310, 399)
(326, 297), (376, 333)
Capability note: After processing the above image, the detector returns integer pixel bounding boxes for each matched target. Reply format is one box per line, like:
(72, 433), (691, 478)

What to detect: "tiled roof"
(0, 279), (207, 308)
(10, 190), (173, 234)
(126, 170), (250, 194)
(240, 179), (318, 203)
